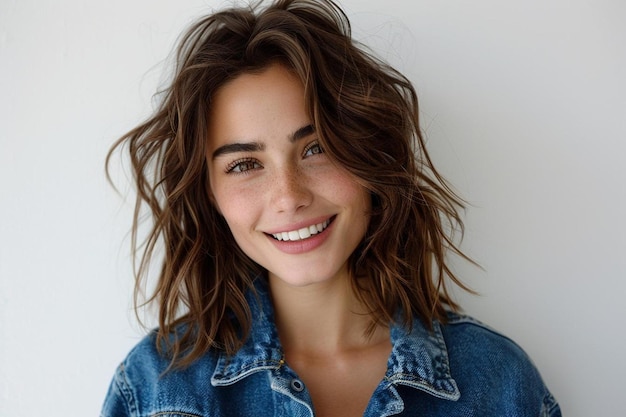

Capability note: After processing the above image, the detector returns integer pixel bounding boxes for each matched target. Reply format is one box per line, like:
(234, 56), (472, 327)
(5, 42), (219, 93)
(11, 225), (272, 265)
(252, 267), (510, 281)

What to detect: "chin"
(267, 264), (349, 289)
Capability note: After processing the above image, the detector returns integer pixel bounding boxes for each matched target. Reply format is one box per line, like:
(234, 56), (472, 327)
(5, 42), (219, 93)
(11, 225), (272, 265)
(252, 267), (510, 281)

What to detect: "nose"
(268, 164), (313, 213)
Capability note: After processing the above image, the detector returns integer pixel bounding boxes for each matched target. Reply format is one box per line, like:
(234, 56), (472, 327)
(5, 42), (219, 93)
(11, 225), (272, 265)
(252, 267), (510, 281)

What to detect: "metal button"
(290, 378), (305, 392)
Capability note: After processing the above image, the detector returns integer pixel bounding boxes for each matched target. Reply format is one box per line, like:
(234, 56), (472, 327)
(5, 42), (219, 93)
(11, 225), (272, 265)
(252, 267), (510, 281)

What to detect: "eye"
(303, 141), (324, 157)
(226, 158), (262, 174)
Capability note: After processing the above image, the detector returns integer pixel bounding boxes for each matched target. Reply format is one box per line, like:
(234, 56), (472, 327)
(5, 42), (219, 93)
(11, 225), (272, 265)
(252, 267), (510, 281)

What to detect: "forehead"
(207, 64), (310, 147)
(212, 64), (303, 108)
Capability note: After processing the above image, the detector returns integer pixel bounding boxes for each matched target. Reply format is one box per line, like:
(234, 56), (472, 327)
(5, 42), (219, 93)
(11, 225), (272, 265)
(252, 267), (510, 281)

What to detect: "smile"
(270, 218), (331, 242)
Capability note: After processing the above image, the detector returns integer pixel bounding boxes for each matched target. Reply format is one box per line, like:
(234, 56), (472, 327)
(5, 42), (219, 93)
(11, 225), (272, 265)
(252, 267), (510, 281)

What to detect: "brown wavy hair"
(107, 0), (474, 368)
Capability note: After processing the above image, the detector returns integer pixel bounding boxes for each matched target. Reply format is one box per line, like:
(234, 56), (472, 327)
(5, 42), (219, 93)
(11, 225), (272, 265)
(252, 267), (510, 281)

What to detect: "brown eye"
(227, 159), (262, 174)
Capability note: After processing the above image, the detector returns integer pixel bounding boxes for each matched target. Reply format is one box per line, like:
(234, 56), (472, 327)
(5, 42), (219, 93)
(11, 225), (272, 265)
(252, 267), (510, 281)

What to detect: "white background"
(1, 0), (624, 416)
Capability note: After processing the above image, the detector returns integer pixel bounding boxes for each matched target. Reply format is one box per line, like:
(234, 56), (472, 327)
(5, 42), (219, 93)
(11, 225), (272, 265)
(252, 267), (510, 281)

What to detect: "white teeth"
(271, 219), (330, 242)
(298, 227), (311, 239)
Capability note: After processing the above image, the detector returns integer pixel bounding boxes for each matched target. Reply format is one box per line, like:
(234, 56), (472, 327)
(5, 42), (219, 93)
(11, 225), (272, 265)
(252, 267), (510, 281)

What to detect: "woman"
(102, 0), (561, 416)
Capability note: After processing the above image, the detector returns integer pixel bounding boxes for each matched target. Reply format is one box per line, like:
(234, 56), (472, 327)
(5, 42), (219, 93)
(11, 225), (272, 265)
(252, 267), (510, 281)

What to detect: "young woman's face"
(207, 63), (371, 288)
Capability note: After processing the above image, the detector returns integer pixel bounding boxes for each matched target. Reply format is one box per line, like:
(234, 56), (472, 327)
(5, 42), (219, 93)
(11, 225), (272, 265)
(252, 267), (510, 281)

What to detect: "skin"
(207, 63), (390, 417)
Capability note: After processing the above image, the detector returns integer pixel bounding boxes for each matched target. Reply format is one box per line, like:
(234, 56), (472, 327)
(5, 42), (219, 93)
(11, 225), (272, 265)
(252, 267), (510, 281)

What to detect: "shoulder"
(442, 313), (528, 359)
(438, 313), (561, 416)
(101, 331), (220, 417)
(119, 331), (171, 378)
(440, 312), (540, 378)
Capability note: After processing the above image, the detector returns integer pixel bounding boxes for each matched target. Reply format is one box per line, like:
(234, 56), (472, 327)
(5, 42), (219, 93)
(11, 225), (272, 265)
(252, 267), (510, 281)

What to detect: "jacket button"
(290, 378), (305, 392)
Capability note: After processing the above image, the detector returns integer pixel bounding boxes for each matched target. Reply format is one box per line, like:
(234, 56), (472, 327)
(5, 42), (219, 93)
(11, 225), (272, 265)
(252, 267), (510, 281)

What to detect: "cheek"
(211, 183), (261, 234)
(208, 173), (246, 221)
(324, 170), (372, 213)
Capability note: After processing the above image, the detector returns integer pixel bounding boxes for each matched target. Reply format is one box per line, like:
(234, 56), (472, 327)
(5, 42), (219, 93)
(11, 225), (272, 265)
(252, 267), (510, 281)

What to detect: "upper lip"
(263, 215), (335, 235)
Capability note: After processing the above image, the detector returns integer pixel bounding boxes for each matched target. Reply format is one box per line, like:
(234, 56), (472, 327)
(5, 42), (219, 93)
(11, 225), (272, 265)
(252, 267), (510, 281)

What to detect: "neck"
(268, 271), (386, 356)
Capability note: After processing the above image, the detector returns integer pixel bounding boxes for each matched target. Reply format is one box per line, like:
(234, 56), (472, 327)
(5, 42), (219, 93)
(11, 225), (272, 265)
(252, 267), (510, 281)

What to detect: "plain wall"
(1, 0), (624, 415)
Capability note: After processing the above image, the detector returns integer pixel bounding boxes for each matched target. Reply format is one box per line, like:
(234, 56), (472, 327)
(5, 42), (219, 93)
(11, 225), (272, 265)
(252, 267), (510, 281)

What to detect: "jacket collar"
(211, 278), (460, 401)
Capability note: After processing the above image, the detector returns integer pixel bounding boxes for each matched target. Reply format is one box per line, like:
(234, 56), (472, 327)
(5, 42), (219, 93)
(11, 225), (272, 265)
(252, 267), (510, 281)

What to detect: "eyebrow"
(289, 124), (315, 142)
(211, 124), (315, 160)
(211, 142), (264, 160)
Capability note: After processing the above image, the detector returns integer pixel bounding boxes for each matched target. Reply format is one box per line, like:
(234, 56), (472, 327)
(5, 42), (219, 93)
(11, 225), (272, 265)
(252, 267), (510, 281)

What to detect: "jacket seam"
(116, 363), (138, 417)
(541, 389), (561, 417)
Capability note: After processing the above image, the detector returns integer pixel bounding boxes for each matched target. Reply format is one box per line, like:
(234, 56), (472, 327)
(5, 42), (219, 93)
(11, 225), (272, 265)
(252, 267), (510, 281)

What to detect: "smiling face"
(206, 63), (371, 289)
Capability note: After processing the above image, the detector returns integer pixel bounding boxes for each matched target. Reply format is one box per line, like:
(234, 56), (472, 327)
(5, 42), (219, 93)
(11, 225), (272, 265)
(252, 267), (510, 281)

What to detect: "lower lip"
(267, 219), (334, 255)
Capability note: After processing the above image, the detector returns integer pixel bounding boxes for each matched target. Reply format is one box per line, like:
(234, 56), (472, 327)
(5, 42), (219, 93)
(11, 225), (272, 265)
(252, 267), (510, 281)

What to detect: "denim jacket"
(102, 280), (561, 417)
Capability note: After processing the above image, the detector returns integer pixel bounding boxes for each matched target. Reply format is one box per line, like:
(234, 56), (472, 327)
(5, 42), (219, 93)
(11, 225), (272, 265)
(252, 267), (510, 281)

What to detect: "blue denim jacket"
(102, 280), (561, 417)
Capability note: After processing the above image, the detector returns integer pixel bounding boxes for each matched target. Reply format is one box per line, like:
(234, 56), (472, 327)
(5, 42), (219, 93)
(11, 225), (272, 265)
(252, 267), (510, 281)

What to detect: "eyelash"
(225, 158), (261, 174)
(303, 141), (324, 157)
(224, 141), (324, 175)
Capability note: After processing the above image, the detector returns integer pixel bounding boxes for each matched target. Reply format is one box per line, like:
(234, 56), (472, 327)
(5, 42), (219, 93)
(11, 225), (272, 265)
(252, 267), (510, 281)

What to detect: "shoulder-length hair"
(107, 0), (473, 368)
